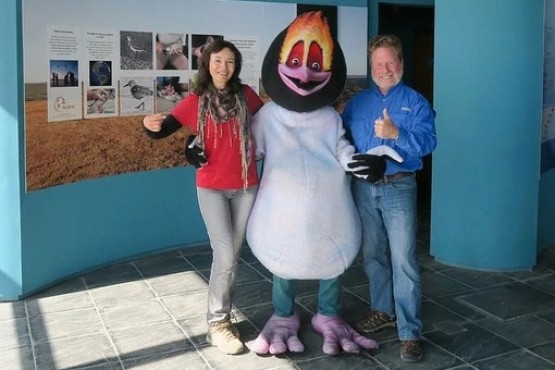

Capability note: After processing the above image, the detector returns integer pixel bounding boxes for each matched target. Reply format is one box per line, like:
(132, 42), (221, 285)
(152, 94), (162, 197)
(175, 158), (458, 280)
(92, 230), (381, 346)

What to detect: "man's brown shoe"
(400, 340), (423, 362)
(355, 310), (396, 333)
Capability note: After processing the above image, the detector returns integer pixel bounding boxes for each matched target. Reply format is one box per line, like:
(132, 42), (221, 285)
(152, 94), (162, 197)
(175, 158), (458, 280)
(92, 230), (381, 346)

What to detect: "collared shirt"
(342, 82), (437, 175)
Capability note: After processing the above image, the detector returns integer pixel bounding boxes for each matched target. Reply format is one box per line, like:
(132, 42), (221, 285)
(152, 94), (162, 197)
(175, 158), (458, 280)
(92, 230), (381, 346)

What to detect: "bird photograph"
(120, 31), (153, 71)
(121, 77), (154, 115)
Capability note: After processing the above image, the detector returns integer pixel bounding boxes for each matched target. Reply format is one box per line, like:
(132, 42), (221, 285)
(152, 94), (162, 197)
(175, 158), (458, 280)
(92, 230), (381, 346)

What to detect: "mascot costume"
(246, 11), (380, 356)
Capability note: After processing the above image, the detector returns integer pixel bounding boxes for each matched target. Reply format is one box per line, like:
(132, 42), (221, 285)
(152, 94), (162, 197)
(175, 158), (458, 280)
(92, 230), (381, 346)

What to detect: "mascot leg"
(311, 278), (379, 355)
(250, 275), (305, 354)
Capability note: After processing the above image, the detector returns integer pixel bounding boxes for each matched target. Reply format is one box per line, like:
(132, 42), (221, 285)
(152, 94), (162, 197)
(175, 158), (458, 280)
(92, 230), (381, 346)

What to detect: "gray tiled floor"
(2, 211), (555, 370)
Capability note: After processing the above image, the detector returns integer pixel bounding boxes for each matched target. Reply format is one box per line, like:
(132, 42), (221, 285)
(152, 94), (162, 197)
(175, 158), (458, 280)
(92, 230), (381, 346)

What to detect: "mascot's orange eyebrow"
(279, 11), (334, 71)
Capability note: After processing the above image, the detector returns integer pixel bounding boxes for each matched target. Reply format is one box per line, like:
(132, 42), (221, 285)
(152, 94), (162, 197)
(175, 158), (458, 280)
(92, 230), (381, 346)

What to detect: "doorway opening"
(378, 4), (435, 215)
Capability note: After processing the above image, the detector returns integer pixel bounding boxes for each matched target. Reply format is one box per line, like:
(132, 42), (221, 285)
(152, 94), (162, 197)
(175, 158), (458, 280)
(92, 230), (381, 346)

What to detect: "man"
(341, 34), (437, 362)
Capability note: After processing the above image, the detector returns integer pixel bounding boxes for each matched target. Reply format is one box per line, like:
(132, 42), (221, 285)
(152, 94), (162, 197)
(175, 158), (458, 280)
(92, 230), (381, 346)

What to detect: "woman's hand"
(143, 113), (166, 132)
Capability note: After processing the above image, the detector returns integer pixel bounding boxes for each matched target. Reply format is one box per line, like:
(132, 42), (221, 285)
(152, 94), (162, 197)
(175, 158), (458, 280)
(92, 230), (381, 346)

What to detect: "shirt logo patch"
(401, 106), (411, 112)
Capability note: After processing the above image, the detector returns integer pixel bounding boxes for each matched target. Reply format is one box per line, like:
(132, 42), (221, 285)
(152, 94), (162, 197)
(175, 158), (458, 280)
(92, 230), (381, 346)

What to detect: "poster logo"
(53, 97), (65, 112)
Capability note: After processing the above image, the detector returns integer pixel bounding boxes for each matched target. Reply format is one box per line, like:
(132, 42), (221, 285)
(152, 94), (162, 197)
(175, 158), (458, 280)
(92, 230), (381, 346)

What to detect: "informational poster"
(84, 29), (118, 118)
(45, 28), (260, 121)
(24, 0), (367, 191)
(47, 26), (83, 121)
(543, 0), (555, 173)
(226, 36), (260, 94)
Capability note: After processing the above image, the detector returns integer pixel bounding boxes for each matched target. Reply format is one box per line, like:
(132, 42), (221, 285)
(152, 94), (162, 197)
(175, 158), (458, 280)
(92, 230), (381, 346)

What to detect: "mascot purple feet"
(250, 314), (304, 355)
(312, 314), (378, 355)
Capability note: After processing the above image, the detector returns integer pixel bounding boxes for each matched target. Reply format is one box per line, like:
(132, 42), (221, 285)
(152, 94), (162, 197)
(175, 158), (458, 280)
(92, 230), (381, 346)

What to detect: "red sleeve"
(243, 85), (264, 115)
(170, 93), (200, 132)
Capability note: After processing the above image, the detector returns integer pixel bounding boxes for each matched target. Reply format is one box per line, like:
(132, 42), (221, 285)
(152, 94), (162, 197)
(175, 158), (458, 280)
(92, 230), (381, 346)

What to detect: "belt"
(375, 172), (413, 184)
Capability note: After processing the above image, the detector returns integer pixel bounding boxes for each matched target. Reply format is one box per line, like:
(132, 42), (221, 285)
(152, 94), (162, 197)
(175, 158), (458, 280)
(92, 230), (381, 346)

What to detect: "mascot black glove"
(185, 135), (207, 169)
(347, 154), (386, 183)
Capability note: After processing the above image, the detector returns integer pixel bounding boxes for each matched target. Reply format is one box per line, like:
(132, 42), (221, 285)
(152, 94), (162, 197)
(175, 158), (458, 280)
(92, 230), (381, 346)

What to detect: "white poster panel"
(84, 29), (119, 118)
(226, 35), (260, 94)
(47, 26), (83, 121)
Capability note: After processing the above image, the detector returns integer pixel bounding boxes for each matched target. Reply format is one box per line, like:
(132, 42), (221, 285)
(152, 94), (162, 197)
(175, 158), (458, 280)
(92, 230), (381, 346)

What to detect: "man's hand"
(374, 108), (399, 139)
(185, 135), (207, 168)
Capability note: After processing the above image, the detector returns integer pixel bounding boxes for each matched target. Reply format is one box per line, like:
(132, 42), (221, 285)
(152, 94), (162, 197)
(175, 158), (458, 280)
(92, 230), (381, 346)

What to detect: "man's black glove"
(185, 135), (207, 168)
(347, 154), (386, 183)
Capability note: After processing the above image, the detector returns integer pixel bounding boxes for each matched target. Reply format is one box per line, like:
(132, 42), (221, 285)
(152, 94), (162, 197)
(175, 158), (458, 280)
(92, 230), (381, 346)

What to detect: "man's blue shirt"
(342, 82), (437, 175)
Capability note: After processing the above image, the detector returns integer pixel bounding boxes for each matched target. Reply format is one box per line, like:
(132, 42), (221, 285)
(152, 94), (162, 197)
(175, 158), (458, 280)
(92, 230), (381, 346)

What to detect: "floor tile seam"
(423, 296), (484, 323)
(26, 306), (103, 320)
(177, 245), (211, 257)
(293, 353), (363, 368)
(84, 280), (125, 370)
(24, 300), (40, 370)
(474, 316), (555, 350)
(449, 297), (520, 323)
(176, 250), (205, 271)
(524, 337), (555, 350)
(481, 280), (551, 294)
(291, 300), (316, 317)
(536, 314), (555, 327)
(361, 355), (393, 370)
(116, 346), (203, 365)
(242, 260), (274, 283)
(464, 320), (534, 354)
(519, 279), (555, 298)
(234, 300), (278, 312)
(129, 260), (210, 323)
(469, 347), (535, 367)
(428, 269), (492, 291)
(418, 336), (474, 368)
(341, 286), (370, 304)
(499, 271), (550, 283)
(132, 266), (214, 369)
(526, 344), (555, 365)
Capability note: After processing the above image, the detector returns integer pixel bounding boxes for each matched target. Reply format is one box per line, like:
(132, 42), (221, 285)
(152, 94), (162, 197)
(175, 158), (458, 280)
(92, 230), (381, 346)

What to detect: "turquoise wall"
(20, 170), (207, 295)
(2, 0), (555, 300)
(0, 0), (23, 300)
(431, 0), (545, 270)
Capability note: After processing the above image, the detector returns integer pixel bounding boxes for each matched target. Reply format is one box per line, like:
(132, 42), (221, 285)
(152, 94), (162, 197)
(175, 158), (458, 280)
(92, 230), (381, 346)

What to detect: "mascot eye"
(307, 42), (324, 72)
(286, 41), (305, 68)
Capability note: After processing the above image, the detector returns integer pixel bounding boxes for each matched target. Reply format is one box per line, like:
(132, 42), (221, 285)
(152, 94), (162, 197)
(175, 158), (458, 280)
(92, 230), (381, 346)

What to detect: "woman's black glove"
(185, 135), (207, 168)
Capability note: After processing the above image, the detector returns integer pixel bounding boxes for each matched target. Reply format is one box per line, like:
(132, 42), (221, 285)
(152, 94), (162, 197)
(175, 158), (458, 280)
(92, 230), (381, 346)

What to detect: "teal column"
(431, 0), (544, 271)
(0, 0), (23, 300)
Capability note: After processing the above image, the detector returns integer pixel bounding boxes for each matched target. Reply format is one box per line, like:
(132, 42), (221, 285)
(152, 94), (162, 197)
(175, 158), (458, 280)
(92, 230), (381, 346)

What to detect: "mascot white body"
(247, 11), (378, 356)
(248, 103), (359, 279)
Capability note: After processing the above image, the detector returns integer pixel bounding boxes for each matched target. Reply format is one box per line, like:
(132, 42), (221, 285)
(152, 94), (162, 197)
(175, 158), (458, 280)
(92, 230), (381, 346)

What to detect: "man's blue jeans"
(352, 174), (422, 340)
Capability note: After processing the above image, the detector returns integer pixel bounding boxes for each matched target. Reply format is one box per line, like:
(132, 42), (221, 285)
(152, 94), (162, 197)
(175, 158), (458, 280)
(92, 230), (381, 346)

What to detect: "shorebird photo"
(120, 31), (153, 71)
(121, 77), (154, 115)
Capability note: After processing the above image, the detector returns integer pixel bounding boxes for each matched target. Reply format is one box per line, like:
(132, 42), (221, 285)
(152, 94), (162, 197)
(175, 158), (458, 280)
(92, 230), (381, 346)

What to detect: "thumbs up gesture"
(374, 108), (399, 139)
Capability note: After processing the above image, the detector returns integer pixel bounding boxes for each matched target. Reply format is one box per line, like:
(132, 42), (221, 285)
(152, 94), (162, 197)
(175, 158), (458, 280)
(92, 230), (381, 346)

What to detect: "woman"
(142, 39), (264, 355)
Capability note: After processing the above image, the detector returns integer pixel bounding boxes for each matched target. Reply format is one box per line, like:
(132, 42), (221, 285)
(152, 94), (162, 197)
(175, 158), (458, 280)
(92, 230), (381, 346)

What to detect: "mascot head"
(262, 11), (347, 113)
